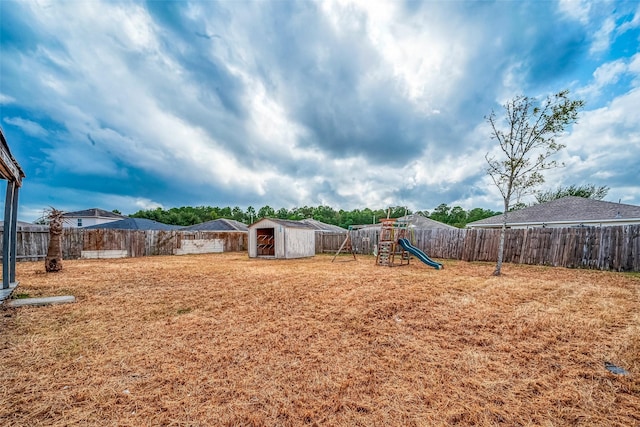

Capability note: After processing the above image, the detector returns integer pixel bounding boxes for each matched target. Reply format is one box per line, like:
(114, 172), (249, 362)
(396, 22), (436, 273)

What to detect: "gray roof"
(62, 208), (126, 219)
(398, 214), (458, 230)
(250, 218), (315, 229)
(83, 217), (181, 230)
(182, 218), (248, 231)
(468, 196), (640, 226)
(299, 219), (347, 232)
(353, 214), (456, 230)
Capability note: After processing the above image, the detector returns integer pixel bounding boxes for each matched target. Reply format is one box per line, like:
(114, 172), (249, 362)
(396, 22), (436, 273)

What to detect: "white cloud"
(590, 17), (616, 54)
(577, 58), (629, 99)
(617, 3), (640, 34)
(3, 117), (49, 137)
(546, 87), (640, 189)
(320, 0), (472, 112)
(0, 93), (16, 104)
(557, 0), (591, 24)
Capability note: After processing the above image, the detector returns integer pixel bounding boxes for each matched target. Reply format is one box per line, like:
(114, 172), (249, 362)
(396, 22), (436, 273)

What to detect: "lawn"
(1, 254), (639, 426)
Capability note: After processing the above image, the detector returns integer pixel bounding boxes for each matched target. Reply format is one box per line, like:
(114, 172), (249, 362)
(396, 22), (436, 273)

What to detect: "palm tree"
(45, 208), (64, 272)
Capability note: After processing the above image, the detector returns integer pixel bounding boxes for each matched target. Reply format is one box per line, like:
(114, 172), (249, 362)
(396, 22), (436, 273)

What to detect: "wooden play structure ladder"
(375, 218), (410, 267)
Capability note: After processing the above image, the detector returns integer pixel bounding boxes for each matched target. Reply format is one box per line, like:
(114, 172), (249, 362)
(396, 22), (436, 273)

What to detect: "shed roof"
(467, 196), (640, 227)
(83, 218), (181, 230)
(250, 218), (315, 229)
(182, 218), (248, 231)
(62, 208), (126, 219)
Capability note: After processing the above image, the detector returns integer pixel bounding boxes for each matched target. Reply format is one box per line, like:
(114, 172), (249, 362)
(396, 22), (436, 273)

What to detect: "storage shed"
(248, 218), (315, 259)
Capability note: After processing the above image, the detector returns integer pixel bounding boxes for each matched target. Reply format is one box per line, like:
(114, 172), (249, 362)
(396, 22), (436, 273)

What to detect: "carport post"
(2, 180), (17, 289)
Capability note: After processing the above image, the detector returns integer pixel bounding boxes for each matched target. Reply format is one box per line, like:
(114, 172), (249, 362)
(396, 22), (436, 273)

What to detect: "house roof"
(398, 214), (458, 230)
(182, 218), (248, 231)
(299, 219), (347, 232)
(353, 214), (456, 230)
(249, 218), (315, 229)
(467, 196), (640, 227)
(83, 217), (181, 230)
(62, 208), (126, 219)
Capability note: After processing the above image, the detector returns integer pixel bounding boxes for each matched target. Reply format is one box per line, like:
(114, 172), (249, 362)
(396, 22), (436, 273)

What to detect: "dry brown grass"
(1, 254), (639, 426)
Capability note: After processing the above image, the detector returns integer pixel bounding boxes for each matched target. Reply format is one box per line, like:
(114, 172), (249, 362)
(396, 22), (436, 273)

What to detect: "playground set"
(333, 217), (442, 269)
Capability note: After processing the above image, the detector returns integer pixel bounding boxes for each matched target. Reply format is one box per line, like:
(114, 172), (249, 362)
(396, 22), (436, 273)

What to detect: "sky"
(1, 0), (639, 223)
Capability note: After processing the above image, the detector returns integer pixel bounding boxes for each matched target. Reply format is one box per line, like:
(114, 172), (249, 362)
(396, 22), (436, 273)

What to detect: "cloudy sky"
(1, 0), (639, 222)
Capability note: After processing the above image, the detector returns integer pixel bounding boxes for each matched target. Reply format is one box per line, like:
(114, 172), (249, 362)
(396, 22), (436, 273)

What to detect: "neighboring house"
(62, 208), (125, 228)
(181, 218), (248, 232)
(248, 218), (315, 259)
(83, 217), (181, 231)
(467, 196), (640, 229)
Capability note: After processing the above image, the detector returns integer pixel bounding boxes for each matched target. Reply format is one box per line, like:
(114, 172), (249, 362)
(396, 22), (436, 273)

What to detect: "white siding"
(284, 227), (315, 258)
(63, 217), (121, 228)
(248, 219), (315, 259)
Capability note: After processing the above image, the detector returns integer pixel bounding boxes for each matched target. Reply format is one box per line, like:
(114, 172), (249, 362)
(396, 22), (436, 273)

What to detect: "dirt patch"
(1, 254), (639, 426)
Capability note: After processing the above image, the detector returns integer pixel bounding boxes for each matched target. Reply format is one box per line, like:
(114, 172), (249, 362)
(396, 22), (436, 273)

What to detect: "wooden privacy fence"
(0, 229), (247, 260)
(2, 226), (639, 271)
(317, 225), (640, 272)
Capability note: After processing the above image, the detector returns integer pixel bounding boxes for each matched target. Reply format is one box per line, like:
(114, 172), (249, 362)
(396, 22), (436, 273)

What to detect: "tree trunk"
(493, 223), (506, 276)
(493, 200), (509, 276)
(45, 209), (64, 272)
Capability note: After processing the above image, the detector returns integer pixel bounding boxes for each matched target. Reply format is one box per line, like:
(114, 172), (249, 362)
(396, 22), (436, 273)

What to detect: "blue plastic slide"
(398, 238), (443, 270)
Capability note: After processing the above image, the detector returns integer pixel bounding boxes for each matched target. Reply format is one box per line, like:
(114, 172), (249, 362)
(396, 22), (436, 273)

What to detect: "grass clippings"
(1, 254), (639, 426)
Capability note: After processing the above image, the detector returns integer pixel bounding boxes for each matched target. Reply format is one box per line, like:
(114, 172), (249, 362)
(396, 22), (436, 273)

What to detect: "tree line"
(128, 204), (501, 229)
(127, 183), (607, 229)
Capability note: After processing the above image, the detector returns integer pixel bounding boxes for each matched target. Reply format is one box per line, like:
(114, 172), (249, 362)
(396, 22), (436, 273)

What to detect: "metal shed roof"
(249, 218), (315, 229)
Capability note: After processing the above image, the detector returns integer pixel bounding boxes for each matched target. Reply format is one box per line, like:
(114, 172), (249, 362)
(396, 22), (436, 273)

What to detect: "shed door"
(256, 228), (275, 256)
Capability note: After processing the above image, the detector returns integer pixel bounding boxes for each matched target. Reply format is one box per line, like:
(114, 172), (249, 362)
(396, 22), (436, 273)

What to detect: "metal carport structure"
(0, 127), (26, 300)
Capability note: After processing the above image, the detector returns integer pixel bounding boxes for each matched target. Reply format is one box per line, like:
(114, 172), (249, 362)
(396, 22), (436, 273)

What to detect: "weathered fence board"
(1, 229), (248, 261)
(2, 226), (639, 272)
(320, 225), (640, 272)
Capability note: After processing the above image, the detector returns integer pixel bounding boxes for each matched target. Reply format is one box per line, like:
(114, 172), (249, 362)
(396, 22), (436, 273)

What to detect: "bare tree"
(485, 90), (584, 276)
(45, 208), (64, 272)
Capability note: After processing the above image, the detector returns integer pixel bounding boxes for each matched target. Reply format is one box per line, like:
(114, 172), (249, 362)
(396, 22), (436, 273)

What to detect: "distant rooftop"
(182, 218), (248, 231)
(62, 208), (126, 219)
(299, 218), (346, 232)
(468, 196), (640, 227)
(83, 217), (181, 231)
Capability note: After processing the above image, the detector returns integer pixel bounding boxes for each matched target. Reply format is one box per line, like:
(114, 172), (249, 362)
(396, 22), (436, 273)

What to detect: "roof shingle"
(468, 196), (640, 226)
